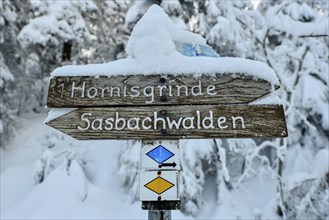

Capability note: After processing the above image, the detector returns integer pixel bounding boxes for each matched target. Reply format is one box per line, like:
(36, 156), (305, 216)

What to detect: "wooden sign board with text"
(47, 74), (279, 108)
(46, 105), (288, 140)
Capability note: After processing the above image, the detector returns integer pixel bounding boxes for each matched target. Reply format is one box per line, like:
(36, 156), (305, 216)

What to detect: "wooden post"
(277, 138), (285, 217)
(277, 157), (284, 216)
(148, 210), (171, 220)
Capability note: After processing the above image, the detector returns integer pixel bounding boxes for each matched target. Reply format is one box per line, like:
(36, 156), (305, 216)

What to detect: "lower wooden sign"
(46, 105), (288, 140)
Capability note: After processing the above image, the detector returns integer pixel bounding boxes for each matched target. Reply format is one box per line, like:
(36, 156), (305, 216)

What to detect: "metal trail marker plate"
(140, 170), (179, 201)
(46, 105), (288, 140)
(47, 74), (279, 108)
(142, 140), (180, 170)
(140, 140), (180, 204)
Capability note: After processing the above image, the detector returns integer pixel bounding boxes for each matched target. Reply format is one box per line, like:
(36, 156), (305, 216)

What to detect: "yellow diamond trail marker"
(144, 176), (175, 195)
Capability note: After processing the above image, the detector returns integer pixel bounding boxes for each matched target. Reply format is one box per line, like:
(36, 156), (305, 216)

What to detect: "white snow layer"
(51, 5), (279, 86)
(266, 3), (329, 37)
(44, 108), (77, 124)
(125, 4), (206, 59)
(311, 149), (329, 178)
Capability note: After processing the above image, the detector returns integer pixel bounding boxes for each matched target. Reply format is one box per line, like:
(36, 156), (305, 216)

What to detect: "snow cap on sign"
(126, 5), (206, 59)
(51, 4), (279, 86)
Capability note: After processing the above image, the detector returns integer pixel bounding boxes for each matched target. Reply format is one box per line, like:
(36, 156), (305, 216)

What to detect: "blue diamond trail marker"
(146, 145), (174, 164)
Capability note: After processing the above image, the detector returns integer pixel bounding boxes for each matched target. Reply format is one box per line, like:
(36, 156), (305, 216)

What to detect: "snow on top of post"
(125, 4), (206, 59)
(51, 4), (279, 86)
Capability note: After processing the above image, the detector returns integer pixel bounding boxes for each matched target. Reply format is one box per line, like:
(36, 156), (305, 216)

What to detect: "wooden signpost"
(46, 72), (288, 220)
(47, 73), (287, 139)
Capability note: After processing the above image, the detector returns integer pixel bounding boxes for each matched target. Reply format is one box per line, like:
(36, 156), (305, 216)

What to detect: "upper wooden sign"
(47, 74), (279, 108)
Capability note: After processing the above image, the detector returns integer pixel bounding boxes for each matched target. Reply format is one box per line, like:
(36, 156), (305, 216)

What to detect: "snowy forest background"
(1, 0), (328, 219)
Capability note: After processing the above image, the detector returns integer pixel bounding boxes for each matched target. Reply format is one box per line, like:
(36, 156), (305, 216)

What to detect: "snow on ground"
(1, 114), (141, 219)
(0, 114), (188, 219)
(1, 113), (281, 219)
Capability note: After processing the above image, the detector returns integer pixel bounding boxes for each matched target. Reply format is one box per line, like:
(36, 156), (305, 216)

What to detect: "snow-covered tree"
(0, 0), (130, 146)
(0, 0), (33, 146)
(119, 1), (328, 218)
(203, 1), (259, 57)
(0, 51), (16, 146)
(1, 0), (328, 218)
(18, 0), (129, 66)
(256, 1), (329, 217)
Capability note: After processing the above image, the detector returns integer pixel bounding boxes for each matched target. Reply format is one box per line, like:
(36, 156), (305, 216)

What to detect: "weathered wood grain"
(46, 105), (288, 140)
(47, 74), (279, 107)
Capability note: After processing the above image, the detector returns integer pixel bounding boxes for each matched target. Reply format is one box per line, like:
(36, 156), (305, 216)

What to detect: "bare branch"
(299, 34), (329, 38)
(294, 46), (310, 87)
